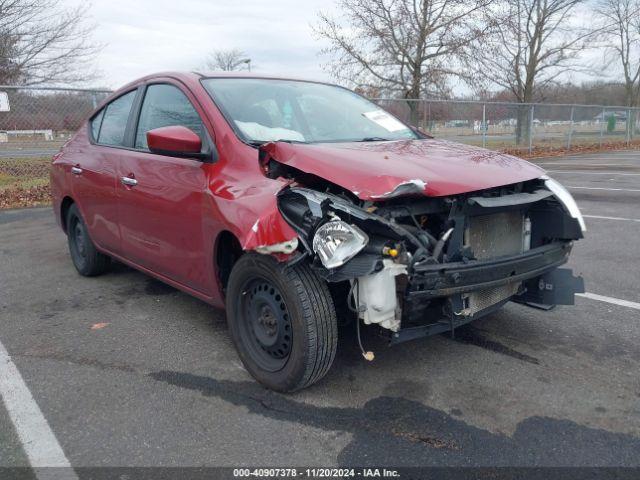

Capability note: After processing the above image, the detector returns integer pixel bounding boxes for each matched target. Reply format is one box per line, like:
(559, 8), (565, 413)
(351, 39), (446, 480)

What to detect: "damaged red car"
(51, 73), (585, 392)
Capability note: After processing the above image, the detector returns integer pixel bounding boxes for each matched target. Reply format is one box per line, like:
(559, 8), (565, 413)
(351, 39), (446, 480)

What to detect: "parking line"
(557, 153), (640, 158)
(535, 163), (632, 167)
(547, 170), (640, 176)
(0, 339), (77, 479)
(577, 293), (640, 311)
(557, 156), (640, 160)
(568, 186), (640, 192)
(583, 214), (640, 223)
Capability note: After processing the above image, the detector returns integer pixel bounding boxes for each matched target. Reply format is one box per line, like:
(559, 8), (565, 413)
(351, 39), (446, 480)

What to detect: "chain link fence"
(1, 85), (639, 208)
(374, 98), (640, 153)
(0, 86), (111, 207)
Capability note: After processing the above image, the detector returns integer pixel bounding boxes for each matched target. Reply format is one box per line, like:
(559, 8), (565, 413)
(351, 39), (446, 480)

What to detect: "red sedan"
(51, 72), (585, 391)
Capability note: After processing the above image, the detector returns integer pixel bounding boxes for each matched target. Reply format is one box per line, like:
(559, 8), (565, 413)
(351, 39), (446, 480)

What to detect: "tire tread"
(226, 253), (337, 392)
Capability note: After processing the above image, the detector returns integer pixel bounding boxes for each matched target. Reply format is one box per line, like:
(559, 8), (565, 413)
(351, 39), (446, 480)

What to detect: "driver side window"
(135, 84), (205, 150)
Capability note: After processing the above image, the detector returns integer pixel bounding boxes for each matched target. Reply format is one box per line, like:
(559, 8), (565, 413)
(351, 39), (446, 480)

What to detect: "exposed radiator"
(465, 211), (527, 260)
(462, 211), (528, 314)
(463, 282), (521, 316)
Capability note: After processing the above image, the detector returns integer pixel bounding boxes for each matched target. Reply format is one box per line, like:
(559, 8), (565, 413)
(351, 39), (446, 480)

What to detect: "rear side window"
(135, 84), (205, 150)
(97, 90), (136, 146)
(90, 109), (104, 140)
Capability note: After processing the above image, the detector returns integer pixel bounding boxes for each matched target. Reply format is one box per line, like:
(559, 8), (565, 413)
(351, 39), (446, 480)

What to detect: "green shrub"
(607, 114), (616, 133)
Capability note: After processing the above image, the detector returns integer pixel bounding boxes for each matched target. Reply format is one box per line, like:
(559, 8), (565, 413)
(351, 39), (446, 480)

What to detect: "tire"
(226, 253), (338, 392)
(66, 204), (110, 276)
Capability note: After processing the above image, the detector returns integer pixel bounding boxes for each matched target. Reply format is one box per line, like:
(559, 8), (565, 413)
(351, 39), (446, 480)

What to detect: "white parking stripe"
(535, 163), (631, 167)
(577, 293), (640, 311)
(556, 153), (640, 158)
(546, 170), (640, 176)
(560, 155), (640, 159)
(584, 214), (640, 222)
(0, 340), (77, 479)
(568, 186), (640, 192)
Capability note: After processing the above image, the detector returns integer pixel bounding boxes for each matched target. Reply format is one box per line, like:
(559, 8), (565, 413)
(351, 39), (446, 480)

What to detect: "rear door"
(72, 89), (138, 254)
(115, 82), (212, 293)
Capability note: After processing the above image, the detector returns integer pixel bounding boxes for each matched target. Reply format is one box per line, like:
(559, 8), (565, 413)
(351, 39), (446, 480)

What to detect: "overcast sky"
(77, 0), (335, 89)
(71, 0), (605, 93)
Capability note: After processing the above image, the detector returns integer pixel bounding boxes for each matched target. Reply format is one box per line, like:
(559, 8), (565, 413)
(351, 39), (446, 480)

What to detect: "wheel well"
(215, 231), (243, 294)
(60, 196), (75, 233)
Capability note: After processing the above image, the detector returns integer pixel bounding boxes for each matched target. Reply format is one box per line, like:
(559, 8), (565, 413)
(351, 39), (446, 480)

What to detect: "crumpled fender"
(208, 170), (298, 257)
(242, 201), (298, 252)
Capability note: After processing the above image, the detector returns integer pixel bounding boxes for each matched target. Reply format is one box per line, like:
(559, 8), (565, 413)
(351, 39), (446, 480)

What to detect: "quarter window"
(97, 90), (136, 146)
(135, 84), (205, 150)
(90, 108), (104, 140)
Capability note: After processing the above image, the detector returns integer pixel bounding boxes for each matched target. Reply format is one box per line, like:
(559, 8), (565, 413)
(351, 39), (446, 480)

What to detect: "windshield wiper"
(357, 136), (391, 142)
(247, 139), (308, 147)
(275, 139), (308, 144)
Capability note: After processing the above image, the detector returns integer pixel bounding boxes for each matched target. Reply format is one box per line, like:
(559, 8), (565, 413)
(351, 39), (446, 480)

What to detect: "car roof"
(195, 71), (325, 82)
(113, 71), (337, 94)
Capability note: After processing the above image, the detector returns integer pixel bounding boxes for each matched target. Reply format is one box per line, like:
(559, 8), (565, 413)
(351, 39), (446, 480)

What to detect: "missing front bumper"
(408, 242), (572, 299)
(383, 243), (583, 345)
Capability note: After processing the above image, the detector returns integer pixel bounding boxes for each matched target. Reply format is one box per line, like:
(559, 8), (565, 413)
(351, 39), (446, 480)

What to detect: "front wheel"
(226, 253), (337, 392)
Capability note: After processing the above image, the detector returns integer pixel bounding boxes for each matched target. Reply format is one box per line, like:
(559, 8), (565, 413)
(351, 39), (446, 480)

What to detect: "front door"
(116, 83), (211, 293)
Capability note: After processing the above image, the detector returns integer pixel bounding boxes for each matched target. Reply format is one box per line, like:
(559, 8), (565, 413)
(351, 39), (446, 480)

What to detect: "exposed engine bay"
(275, 173), (585, 344)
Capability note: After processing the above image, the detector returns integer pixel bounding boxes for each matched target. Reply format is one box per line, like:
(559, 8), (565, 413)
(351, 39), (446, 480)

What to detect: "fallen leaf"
(91, 322), (109, 330)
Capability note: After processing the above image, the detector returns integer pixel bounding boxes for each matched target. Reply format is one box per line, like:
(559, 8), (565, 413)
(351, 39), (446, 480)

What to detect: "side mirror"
(147, 125), (206, 159)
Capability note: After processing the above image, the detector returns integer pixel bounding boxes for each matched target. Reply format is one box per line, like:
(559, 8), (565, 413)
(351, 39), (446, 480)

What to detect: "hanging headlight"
(312, 220), (369, 269)
(543, 176), (586, 232)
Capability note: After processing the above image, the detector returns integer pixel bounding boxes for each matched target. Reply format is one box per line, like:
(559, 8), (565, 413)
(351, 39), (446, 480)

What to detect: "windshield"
(201, 78), (418, 144)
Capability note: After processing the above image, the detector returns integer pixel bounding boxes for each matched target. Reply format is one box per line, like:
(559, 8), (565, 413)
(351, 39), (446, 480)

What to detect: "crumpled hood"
(261, 139), (544, 200)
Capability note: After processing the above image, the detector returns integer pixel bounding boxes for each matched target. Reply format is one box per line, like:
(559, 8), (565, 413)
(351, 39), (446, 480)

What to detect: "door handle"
(121, 176), (138, 187)
(71, 166), (82, 175)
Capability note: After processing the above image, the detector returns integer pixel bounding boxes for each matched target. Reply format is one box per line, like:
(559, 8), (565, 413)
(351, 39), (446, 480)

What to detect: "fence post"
(528, 104), (534, 155)
(599, 107), (605, 147)
(627, 108), (632, 146)
(482, 103), (486, 148)
(422, 100), (427, 131)
(567, 106), (574, 150)
(91, 93), (98, 109)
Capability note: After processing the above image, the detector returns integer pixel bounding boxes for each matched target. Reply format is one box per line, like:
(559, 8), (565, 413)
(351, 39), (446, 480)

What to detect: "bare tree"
(203, 49), (250, 72)
(314, 0), (495, 123)
(596, 0), (640, 108)
(472, 0), (597, 144)
(0, 0), (100, 85)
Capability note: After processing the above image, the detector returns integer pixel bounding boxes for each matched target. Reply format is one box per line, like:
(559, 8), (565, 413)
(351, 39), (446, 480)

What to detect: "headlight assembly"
(312, 220), (369, 269)
(543, 176), (586, 232)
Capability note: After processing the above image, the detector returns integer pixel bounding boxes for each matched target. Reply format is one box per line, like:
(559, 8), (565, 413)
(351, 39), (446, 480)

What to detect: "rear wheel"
(66, 204), (110, 276)
(226, 253), (337, 392)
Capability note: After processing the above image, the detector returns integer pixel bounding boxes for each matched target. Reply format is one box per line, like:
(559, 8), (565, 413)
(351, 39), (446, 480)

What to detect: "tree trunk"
(406, 101), (420, 126)
(515, 104), (531, 146)
(405, 79), (421, 126)
(516, 84), (534, 146)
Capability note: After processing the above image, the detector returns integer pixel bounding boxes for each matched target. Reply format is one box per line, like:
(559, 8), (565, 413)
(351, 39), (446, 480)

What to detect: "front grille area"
(465, 211), (525, 260)
(464, 281), (521, 316)
(462, 211), (526, 314)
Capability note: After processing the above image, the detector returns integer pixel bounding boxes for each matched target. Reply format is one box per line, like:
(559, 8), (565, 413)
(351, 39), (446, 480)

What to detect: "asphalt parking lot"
(1, 150), (639, 472)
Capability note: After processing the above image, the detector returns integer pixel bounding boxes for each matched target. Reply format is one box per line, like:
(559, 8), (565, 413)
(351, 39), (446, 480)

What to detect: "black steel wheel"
(66, 204), (110, 276)
(226, 253), (337, 392)
(240, 279), (293, 372)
